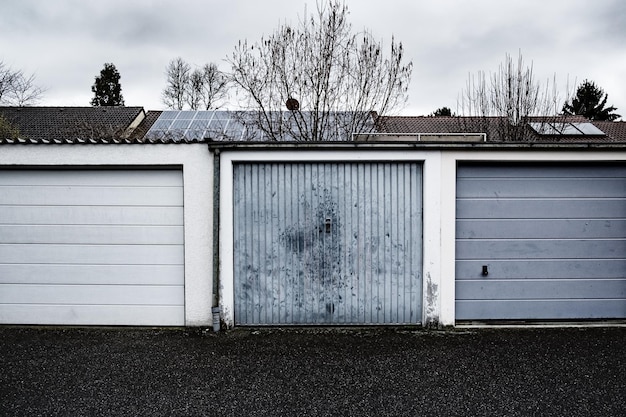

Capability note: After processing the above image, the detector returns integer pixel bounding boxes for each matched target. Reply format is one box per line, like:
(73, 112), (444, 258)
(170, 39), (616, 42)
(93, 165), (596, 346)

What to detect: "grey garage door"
(234, 162), (422, 325)
(0, 169), (184, 326)
(456, 163), (626, 320)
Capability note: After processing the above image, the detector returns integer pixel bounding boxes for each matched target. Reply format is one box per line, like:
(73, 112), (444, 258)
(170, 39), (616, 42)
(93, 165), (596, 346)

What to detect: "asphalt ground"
(1, 326), (624, 417)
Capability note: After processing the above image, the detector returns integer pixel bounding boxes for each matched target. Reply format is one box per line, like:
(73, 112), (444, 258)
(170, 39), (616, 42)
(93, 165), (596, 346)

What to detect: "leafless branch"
(0, 61), (46, 106)
(457, 51), (573, 141)
(228, 0), (412, 141)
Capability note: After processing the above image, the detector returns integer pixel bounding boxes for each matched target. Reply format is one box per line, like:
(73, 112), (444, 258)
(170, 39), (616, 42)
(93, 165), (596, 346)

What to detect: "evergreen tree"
(563, 80), (620, 121)
(91, 63), (124, 106)
(0, 114), (20, 140)
(430, 107), (453, 117)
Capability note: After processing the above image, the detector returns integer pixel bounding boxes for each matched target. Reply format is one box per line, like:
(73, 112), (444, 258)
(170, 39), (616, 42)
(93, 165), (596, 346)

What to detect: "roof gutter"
(207, 140), (626, 151)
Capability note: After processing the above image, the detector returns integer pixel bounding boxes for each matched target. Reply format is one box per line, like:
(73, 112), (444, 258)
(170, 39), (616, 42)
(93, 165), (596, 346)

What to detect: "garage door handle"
(482, 265), (489, 276)
(325, 218), (331, 233)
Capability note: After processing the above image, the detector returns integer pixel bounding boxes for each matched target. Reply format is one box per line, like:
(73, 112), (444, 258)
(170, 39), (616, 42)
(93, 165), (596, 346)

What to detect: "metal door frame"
(216, 147), (442, 329)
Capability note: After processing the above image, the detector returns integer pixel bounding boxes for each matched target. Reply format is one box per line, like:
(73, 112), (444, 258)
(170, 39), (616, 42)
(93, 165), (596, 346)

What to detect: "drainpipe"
(211, 148), (221, 332)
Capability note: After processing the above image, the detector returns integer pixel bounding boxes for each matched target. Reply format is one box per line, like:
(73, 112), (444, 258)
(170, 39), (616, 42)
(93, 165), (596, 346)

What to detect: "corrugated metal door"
(234, 162), (422, 325)
(456, 163), (626, 320)
(0, 169), (184, 326)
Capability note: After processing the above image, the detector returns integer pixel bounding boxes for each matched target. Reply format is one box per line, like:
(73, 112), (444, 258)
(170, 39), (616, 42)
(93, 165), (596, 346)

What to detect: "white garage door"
(0, 169), (184, 326)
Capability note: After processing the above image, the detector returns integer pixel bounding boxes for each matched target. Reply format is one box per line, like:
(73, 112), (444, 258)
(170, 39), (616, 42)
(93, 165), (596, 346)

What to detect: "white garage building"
(1, 108), (624, 327)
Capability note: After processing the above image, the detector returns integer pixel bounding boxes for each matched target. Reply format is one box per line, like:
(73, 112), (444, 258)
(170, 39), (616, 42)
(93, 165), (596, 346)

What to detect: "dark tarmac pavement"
(1, 326), (625, 417)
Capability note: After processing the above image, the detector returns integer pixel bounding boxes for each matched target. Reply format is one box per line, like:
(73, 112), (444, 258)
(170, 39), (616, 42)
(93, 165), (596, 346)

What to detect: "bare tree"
(163, 59), (229, 111)
(457, 51), (571, 141)
(162, 58), (190, 110)
(185, 69), (204, 111)
(228, 0), (413, 141)
(0, 62), (20, 104)
(0, 61), (45, 106)
(198, 63), (228, 110)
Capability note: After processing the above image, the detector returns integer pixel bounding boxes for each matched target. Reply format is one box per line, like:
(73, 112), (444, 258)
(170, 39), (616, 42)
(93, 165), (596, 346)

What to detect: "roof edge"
(207, 141), (626, 151)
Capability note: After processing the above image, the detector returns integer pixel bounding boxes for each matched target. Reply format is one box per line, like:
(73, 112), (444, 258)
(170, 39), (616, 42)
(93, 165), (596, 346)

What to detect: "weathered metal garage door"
(0, 169), (184, 326)
(456, 163), (626, 320)
(234, 162), (422, 325)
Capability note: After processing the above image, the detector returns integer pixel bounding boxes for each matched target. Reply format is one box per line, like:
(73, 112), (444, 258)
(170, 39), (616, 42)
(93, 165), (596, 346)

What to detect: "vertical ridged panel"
(234, 162), (422, 325)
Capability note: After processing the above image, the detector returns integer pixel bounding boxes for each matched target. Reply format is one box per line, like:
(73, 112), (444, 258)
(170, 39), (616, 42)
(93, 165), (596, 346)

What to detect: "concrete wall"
(0, 144), (214, 326)
(217, 147), (626, 327)
(3, 144), (625, 327)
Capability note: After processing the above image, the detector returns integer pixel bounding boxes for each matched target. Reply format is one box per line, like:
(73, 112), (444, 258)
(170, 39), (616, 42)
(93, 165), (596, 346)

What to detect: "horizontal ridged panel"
(0, 170), (182, 186)
(0, 206), (183, 225)
(0, 225), (184, 244)
(456, 300), (626, 320)
(457, 165), (626, 178)
(0, 284), (184, 305)
(456, 163), (626, 320)
(0, 264), (184, 285)
(456, 279), (626, 300)
(457, 178), (626, 198)
(0, 305), (185, 326)
(457, 239), (626, 260)
(0, 186), (183, 206)
(457, 219), (626, 239)
(457, 199), (626, 219)
(0, 170), (185, 326)
(234, 162), (422, 325)
(457, 259), (626, 280)
(0, 244), (184, 265)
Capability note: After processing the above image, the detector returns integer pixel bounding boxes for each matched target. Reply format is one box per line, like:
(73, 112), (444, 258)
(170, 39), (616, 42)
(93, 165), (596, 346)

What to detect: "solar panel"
(146, 111), (219, 141)
(558, 123), (582, 135)
(178, 110), (197, 119)
(573, 122), (605, 135)
(145, 110), (375, 142)
(529, 122), (560, 135)
(529, 121), (605, 136)
(158, 111), (178, 120)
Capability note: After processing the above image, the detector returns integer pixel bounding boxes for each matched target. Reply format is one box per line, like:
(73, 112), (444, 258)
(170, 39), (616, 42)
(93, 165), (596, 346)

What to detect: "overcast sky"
(1, 0), (624, 117)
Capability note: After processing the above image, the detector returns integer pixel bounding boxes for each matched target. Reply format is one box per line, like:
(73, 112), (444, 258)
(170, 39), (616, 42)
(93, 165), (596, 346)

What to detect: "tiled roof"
(379, 116), (474, 134)
(131, 110), (209, 144)
(2, 106), (625, 144)
(377, 116), (531, 141)
(376, 115), (624, 142)
(591, 121), (626, 142)
(0, 106), (145, 144)
(128, 110), (162, 141)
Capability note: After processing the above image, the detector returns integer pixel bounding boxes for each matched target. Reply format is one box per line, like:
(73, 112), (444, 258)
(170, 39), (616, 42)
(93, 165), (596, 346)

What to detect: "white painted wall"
(219, 148), (626, 328)
(4, 144), (625, 328)
(0, 144), (214, 326)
